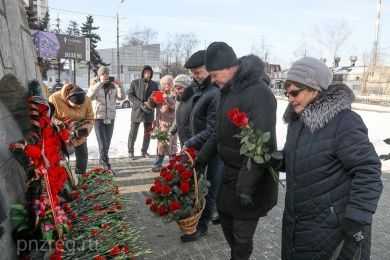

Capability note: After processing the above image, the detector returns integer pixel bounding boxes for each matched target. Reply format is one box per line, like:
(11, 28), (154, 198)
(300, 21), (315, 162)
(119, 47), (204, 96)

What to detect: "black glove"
(237, 191), (255, 209)
(74, 128), (89, 138)
(141, 103), (152, 113)
(343, 218), (365, 242)
(192, 157), (206, 177)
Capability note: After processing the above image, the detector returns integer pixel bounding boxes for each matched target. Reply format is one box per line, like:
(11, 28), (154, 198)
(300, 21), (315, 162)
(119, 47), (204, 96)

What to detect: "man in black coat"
(197, 42), (278, 259)
(127, 65), (159, 159)
(180, 50), (223, 242)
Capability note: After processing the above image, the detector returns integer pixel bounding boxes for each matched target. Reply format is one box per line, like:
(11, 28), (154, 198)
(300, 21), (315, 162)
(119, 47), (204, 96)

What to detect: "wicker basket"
(175, 151), (205, 235)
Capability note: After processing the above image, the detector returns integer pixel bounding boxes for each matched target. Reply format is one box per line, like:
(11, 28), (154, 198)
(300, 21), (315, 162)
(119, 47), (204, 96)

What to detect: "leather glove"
(74, 128), (89, 138)
(343, 218), (365, 242)
(237, 191), (255, 209)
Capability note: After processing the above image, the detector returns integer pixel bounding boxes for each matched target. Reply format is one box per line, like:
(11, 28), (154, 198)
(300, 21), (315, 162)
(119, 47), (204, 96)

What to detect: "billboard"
(31, 30), (90, 61)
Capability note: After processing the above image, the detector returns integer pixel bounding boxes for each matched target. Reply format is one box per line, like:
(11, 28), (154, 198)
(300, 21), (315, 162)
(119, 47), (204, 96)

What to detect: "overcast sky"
(49, 0), (390, 68)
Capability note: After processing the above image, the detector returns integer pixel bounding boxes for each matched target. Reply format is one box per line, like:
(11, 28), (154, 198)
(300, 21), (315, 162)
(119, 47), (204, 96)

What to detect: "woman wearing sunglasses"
(280, 57), (383, 259)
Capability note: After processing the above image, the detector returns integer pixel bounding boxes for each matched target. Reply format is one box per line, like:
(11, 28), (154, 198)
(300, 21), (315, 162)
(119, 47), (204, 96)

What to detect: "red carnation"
(164, 172), (174, 181)
(180, 181), (191, 193)
(109, 246), (121, 256)
(180, 170), (192, 180)
(91, 230), (98, 236)
(169, 201), (181, 213)
(92, 205), (102, 211)
(81, 184), (88, 190)
(152, 90), (165, 103)
(145, 197), (152, 205)
(227, 108), (249, 127)
(150, 204), (158, 212)
(122, 245), (129, 252)
(161, 184), (171, 195)
(93, 168), (101, 173)
(94, 256), (107, 260)
(186, 147), (197, 160)
(102, 223), (110, 229)
(158, 205), (167, 216)
(70, 213), (77, 219)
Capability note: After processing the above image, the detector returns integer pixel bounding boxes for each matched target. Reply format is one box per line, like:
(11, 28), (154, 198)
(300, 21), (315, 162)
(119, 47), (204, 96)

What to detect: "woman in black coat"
(281, 57), (383, 260)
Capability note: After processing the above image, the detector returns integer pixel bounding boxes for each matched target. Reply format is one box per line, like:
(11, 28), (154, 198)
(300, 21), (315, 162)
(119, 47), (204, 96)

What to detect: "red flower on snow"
(145, 197), (152, 205)
(109, 246), (121, 256)
(158, 205), (167, 216)
(161, 184), (171, 195)
(150, 204), (158, 212)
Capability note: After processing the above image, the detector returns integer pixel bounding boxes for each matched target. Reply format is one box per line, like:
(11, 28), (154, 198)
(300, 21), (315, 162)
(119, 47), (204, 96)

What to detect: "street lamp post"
(116, 0), (125, 80)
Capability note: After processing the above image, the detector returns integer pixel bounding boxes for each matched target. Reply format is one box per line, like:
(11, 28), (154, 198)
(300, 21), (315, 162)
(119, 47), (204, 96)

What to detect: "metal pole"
(116, 11), (120, 80)
(73, 59), (76, 84)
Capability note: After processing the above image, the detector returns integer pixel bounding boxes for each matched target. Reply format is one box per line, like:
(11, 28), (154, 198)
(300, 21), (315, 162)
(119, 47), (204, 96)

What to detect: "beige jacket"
(49, 84), (94, 147)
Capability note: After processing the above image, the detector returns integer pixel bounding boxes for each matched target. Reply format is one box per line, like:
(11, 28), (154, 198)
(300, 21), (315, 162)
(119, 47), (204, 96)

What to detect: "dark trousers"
(197, 157), (223, 233)
(74, 142), (88, 174)
(127, 121), (152, 154)
(94, 119), (115, 169)
(219, 211), (260, 260)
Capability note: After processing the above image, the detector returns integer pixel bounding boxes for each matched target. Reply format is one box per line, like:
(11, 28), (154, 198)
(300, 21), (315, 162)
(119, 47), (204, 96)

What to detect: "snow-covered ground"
(78, 100), (390, 172)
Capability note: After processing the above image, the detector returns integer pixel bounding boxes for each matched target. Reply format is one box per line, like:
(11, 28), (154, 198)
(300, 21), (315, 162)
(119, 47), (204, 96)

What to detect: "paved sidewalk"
(86, 157), (390, 260)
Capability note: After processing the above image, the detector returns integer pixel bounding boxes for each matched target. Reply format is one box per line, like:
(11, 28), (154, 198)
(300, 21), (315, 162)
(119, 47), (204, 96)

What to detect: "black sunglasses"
(284, 88), (306, 98)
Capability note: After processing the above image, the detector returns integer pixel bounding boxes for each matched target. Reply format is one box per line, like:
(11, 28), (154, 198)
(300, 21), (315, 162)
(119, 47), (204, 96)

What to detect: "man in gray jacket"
(127, 65), (159, 159)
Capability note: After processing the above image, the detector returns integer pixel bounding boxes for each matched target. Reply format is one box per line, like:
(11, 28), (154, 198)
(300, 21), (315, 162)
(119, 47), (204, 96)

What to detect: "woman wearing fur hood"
(280, 57), (383, 259)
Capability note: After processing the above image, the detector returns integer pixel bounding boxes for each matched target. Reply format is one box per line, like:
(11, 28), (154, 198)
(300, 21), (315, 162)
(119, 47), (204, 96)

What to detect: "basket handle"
(183, 150), (199, 212)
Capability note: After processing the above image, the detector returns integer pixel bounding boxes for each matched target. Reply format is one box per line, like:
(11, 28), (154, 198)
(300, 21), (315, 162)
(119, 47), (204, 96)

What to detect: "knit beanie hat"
(185, 50), (206, 69)
(97, 66), (109, 76)
(205, 42), (238, 71)
(67, 86), (86, 105)
(174, 74), (192, 88)
(286, 57), (333, 92)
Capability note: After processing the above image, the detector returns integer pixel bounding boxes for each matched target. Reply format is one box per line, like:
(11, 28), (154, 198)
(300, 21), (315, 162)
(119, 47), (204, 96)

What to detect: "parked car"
(116, 96), (132, 109)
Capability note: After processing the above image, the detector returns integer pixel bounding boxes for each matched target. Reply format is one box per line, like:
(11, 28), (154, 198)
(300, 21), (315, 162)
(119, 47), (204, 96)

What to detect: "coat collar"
(225, 54), (270, 92)
(283, 84), (355, 132)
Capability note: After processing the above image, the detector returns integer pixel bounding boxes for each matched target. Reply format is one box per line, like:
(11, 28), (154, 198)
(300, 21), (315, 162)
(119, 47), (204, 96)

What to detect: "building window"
(356, 76), (360, 80)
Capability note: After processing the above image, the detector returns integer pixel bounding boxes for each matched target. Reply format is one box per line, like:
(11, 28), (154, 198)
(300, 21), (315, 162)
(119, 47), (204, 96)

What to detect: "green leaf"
(271, 151), (283, 160)
(253, 156), (265, 164)
(241, 135), (249, 143)
(261, 132), (271, 143)
(256, 145), (262, 155)
(10, 204), (25, 212)
(255, 129), (263, 136)
(240, 144), (248, 155)
(384, 138), (390, 145)
(264, 154), (271, 162)
(17, 223), (29, 232)
(12, 216), (27, 222)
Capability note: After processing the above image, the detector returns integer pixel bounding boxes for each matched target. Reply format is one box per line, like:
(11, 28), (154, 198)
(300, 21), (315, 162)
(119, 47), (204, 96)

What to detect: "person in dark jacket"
(280, 57), (383, 260)
(49, 79), (63, 94)
(180, 50), (223, 242)
(169, 74), (194, 146)
(127, 65), (159, 159)
(197, 42), (278, 259)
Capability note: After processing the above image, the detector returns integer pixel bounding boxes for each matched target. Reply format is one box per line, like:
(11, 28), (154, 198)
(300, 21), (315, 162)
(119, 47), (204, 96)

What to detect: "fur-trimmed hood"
(226, 54), (270, 91)
(283, 84), (355, 132)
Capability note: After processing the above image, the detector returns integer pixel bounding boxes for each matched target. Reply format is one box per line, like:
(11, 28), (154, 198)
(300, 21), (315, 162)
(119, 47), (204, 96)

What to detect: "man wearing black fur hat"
(127, 65), (159, 159)
(196, 42), (278, 259)
(179, 50), (222, 242)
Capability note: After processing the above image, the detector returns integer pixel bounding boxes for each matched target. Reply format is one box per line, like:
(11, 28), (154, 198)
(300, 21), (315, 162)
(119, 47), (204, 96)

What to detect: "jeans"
(219, 211), (260, 260)
(74, 142), (88, 174)
(94, 119), (115, 169)
(197, 156), (223, 233)
(153, 155), (164, 168)
(127, 121), (152, 154)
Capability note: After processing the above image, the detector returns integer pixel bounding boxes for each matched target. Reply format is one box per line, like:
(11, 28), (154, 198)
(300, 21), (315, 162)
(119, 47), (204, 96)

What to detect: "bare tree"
(294, 33), (313, 58)
(250, 36), (270, 62)
(324, 19), (351, 65)
(160, 33), (200, 77)
(123, 26), (158, 46)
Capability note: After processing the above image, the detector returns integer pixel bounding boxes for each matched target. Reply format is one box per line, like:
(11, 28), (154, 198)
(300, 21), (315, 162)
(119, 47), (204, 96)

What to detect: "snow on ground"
(77, 100), (390, 172)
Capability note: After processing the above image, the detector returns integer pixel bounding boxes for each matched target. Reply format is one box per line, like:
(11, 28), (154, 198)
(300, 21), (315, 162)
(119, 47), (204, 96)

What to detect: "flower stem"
(268, 166), (285, 187)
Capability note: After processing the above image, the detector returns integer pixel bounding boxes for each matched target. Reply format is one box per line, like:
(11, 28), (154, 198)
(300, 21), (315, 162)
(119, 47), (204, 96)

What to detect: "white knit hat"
(174, 74), (192, 88)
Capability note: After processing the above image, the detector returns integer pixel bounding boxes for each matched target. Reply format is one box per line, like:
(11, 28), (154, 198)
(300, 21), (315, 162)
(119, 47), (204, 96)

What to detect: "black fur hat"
(67, 87), (86, 105)
(205, 42), (238, 71)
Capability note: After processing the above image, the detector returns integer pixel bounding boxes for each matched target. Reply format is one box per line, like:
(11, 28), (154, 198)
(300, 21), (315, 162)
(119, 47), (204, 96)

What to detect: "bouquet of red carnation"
(145, 148), (208, 233)
(151, 90), (165, 103)
(227, 107), (283, 185)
